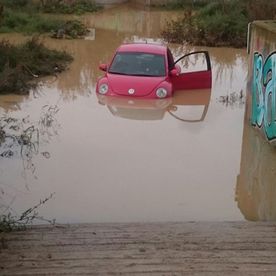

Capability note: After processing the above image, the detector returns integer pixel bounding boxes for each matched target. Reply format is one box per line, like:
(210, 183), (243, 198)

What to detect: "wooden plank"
(1, 222), (276, 275)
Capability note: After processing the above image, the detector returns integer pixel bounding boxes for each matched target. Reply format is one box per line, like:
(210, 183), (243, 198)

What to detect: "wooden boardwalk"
(1, 222), (276, 275)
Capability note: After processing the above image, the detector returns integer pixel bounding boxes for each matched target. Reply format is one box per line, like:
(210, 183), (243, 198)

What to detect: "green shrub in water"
(162, 0), (248, 47)
(0, 0), (28, 8)
(51, 20), (88, 39)
(0, 37), (73, 94)
(42, 0), (102, 14)
(152, 0), (208, 9)
(162, 0), (276, 47)
(0, 8), (64, 34)
(196, 0), (248, 47)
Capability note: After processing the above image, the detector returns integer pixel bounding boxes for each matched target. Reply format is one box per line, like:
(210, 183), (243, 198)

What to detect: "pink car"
(96, 43), (212, 99)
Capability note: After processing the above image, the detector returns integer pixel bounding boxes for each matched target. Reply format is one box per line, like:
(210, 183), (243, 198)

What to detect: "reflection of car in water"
(97, 88), (211, 121)
(96, 43), (212, 99)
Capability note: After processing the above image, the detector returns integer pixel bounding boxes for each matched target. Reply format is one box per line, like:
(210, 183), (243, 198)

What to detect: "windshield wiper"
(109, 71), (163, 77)
(131, 74), (153, 77)
(108, 71), (129, 75)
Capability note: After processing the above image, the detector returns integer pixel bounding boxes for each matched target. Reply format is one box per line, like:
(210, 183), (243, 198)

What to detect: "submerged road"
(1, 222), (276, 275)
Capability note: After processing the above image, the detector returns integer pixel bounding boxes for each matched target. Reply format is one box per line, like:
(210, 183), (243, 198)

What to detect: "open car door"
(171, 51), (212, 91)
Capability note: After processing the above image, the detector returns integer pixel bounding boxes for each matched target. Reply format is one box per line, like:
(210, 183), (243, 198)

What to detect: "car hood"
(107, 73), (166, 97)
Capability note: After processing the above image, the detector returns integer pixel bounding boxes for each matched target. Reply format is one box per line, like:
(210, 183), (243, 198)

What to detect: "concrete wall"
(236, 116), (276, 221)
(247, 21), (276, 144)
(236, 21), (276, 221)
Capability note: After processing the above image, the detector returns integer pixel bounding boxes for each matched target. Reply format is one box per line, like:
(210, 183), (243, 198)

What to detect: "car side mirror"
(99, 64), (107, 71)
(170, 68), (179, 77)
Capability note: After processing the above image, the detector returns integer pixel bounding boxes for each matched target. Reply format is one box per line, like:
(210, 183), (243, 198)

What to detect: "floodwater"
(1, 4), (273, 224)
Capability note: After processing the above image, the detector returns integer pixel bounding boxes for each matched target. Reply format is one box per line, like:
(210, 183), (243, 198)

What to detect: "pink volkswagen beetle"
(96, 43), (212, 99)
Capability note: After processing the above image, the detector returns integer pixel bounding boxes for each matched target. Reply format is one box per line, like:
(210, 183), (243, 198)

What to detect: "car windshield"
(108, 52), (166, 77)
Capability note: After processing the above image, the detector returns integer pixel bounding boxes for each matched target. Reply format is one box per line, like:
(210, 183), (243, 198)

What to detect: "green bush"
(2, 10), (29, 29)
(20, 37), (73, 74)
(0, 37), (73, 94)
(0, 9), (88, 38)
(0, 1), (101, 34)
(0, 9), (64, 33)
(152, 0), (208, 9)
(162, 0), (248, 47)
(196, 1), (247, 47)
(162, 10), (196, 44)
(162, 0), (276, 47)
(51, 20), (88, 39)
(0, 40), (19, 71)
(0, 0), (28, 8)
(41, 0), (102, 14)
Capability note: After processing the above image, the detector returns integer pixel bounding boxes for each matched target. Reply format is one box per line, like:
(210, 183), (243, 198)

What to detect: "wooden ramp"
(1, 222), (276, 275)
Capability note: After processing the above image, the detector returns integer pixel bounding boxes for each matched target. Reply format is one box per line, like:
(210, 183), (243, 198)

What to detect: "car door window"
(167, 49), (175, 71)
(171, 51), (212, 90)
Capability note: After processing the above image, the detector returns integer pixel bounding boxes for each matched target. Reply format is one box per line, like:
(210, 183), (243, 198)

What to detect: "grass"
(0, 0), (102, 14)
(151, 0), (209, 10)
(0, 9), (89, 38)
(50, 20), (88, 39)
(0, 0), (29, 8)
(0, 8), (64, 34)
(0, 193), (55, 232)
(0, 8), (88, 38)
(0, 37), (73, 94)
(41, 0), (102, 15)
(162, 0), (276, 48)
(0, 0), (100, 36)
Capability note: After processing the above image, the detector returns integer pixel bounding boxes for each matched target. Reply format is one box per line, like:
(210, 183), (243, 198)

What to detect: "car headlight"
(99, 83), (108, 94)
(156, 87), (168, 98)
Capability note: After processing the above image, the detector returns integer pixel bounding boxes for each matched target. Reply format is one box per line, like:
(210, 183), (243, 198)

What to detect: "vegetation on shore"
(41, 0), (102, 14)
(0, 1), (99, 95)
(0, 0), (101, 14)
(0, 8), (64, 34)
(152, 0), (208, 10)
(50, 20), (88, 39)
(161, 0), (276, 48)
(0, 8), (89, 39)
(0, 0), (100, 37)
(0, 37), (73, 94)
(0, 193), (55, 232)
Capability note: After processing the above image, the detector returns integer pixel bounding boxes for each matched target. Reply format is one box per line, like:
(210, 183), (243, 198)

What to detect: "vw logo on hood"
(128, 88), (135, 95)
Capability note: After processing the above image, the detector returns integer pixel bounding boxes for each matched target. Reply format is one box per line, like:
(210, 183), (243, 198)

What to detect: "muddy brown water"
(0, 5), (275, 223)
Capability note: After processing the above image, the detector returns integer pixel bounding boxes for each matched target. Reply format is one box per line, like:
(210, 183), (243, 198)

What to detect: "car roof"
(116, 43), (167, 55)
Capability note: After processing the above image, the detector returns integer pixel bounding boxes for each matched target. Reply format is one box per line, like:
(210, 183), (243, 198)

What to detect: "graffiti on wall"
(252, 52), (276, 141)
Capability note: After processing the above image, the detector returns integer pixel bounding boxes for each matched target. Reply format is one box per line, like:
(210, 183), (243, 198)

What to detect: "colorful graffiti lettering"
(252, 52), (276, 141)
